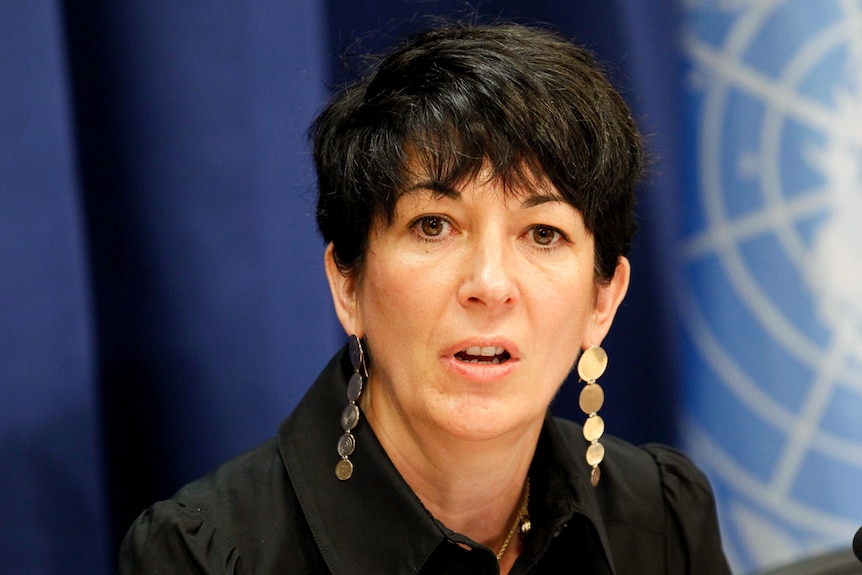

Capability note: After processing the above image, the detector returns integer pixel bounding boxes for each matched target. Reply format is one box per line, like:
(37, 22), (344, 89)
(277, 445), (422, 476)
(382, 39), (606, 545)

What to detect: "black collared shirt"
(120, 349), (731, 574)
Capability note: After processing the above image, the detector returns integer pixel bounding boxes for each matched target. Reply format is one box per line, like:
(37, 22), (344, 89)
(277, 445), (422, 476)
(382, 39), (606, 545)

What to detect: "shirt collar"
(278, 346), (615, 574)
(528, 411), (617, 574)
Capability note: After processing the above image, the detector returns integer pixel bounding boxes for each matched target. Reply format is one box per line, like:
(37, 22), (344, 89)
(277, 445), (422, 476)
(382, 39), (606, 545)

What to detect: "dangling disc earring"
(335, 334), (367, 480)
(578, 345), (608, 486)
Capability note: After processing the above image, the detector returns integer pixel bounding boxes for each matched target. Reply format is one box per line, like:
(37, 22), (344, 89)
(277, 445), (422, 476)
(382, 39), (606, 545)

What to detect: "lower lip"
(441, 355), (519, 383)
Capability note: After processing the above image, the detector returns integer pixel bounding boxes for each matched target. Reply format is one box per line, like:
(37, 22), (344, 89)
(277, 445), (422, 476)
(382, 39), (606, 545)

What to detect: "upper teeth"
(465, 346), (505, 356)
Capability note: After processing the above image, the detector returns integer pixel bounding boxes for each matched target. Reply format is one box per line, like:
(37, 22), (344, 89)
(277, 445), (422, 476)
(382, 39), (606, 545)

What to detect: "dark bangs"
(313, 24), (643, 282)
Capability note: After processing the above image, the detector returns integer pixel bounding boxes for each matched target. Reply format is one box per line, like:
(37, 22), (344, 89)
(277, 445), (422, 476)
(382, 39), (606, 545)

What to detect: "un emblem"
(678, 1), (862, 571)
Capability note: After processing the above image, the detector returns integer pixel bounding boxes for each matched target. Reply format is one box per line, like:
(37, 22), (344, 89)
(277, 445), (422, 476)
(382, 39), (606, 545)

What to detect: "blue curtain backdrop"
(1, 1), (859, 574)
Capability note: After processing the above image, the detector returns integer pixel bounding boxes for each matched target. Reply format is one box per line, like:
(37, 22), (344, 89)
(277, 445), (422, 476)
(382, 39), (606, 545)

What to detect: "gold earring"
(578, 345), (607, 486)
(335, 334), (367, 480)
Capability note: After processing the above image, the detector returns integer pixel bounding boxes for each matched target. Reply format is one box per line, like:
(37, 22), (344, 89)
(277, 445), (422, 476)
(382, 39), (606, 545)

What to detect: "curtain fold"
(0, 2), (108, 573)
(61, 1), (336, 547)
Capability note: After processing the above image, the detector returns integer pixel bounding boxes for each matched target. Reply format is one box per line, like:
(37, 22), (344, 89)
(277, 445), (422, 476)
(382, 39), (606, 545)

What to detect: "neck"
(362, 391), (540, 565)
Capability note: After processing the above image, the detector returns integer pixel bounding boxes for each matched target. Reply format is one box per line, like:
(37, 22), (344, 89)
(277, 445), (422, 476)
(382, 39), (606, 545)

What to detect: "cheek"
(359, 255), (434, 337)
(535, 273), (597, 342)
(536, 269), (595, 312)
(365, 252), (423, 304)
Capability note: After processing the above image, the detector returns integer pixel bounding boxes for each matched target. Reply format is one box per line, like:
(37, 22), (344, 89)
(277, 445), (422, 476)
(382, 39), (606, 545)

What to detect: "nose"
(457, 236), (518, 310)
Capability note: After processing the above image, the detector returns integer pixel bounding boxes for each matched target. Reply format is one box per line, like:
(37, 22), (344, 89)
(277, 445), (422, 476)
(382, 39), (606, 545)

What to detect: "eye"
(528, 225), (565, 247)
(412, 215), (451, 239)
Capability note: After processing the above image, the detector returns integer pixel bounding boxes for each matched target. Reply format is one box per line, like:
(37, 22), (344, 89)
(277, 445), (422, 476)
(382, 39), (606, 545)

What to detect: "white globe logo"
(679, 1), (862, 570)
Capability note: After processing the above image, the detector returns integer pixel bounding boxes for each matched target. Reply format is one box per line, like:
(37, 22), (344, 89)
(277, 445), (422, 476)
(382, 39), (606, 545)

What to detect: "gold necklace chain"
(496, 477), (531, 561)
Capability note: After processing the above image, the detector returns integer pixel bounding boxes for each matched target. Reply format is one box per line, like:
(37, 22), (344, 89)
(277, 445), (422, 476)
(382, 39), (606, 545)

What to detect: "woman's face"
(326, 172), (629, 444)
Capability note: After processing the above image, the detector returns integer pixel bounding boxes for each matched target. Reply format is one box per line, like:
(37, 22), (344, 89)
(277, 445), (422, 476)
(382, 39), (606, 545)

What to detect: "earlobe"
(324, 243), (363, 337)
(587, 256), (631, 347)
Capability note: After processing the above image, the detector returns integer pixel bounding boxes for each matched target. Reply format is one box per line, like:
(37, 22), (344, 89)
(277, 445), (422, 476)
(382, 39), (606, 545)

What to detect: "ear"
(585, 256), (631, 348)
(324, 243), (363, 337)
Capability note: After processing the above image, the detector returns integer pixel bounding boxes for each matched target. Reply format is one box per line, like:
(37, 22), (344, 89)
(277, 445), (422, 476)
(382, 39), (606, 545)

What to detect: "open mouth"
(454, 346), (511, 364)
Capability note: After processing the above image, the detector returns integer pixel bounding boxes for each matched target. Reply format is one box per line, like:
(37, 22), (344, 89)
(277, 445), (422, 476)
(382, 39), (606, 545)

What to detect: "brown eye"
(420, 216), (445, 237)
(531, 225), (558, 246)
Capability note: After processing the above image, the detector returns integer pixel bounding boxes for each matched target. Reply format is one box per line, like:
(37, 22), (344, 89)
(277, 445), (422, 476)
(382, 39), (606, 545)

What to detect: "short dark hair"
(312, 22), (643, 283)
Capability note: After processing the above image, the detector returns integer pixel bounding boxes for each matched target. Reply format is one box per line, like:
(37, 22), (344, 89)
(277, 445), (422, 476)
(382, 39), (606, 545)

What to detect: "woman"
(120, 23), (732, 574)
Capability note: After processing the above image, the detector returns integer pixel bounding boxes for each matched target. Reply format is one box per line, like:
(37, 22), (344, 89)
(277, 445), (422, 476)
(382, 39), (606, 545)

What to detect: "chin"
(434, 399), (538, 442)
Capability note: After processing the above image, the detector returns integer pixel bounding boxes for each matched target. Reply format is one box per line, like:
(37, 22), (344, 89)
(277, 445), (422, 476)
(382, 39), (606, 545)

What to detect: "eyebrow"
(406, 181), (461, 199)
(406, 181), (565, 208)
(520, 192), (565, 208)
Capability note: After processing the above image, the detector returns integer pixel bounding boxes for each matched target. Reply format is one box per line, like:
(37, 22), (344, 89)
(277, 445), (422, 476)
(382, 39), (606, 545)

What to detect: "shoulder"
(552, 417), (714, 513)
(552, 418), (669, 523)
(551, 418), (731, 574)
(171, 437), (290, 518)
(119, 438), (323, 575)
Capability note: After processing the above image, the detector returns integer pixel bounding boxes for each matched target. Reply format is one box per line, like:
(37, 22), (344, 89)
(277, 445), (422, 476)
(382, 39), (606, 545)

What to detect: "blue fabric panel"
(0, 1), (109, 572)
